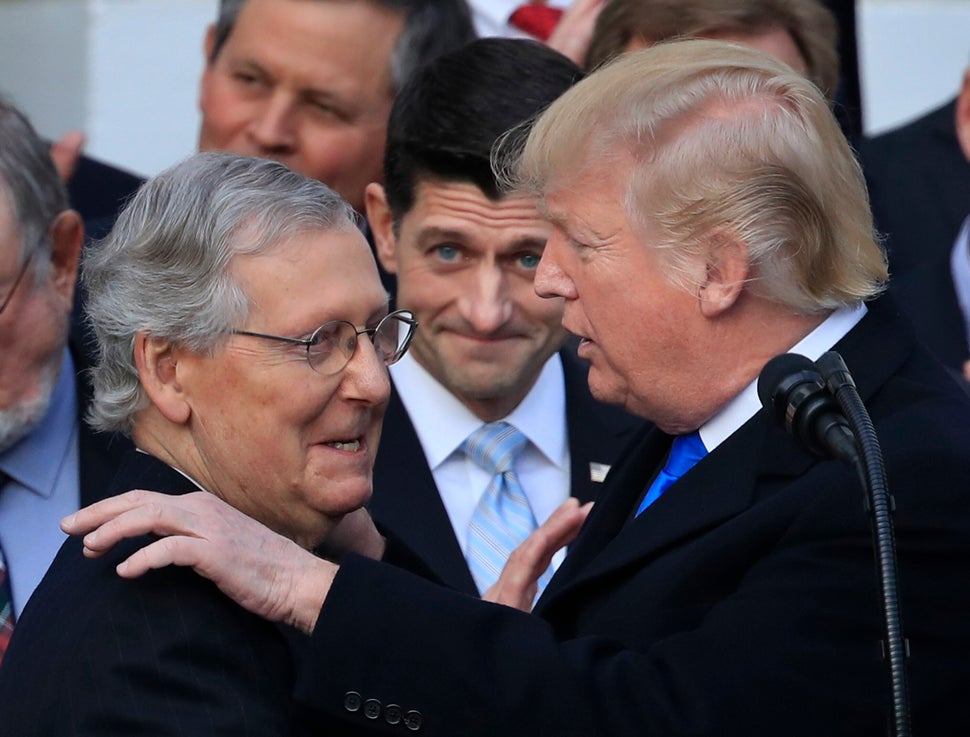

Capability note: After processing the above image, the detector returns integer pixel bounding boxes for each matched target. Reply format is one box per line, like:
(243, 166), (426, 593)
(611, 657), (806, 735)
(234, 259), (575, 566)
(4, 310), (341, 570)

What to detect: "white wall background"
(0, 0), (967, 178)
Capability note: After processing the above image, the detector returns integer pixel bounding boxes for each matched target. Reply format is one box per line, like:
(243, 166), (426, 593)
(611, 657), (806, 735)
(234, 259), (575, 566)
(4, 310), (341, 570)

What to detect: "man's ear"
(364, 182), (399, 274)
(696, 229), (749, 318)
(203, 23), (218, 64)
(48, 209), (83, 308)
(199, 24), (219, 112)
(956, 68), (970, 163)
(133, 332), (192, 425)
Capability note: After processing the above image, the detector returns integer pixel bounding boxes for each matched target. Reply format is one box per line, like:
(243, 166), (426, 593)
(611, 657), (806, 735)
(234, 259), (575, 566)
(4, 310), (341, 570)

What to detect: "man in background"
(586, 0), (839, 97)
(0, 100), (128, 657)
(199, 0), (475, 214)
(861, 64), (970, 381)
(365, 38), (642, 597)
(58, 0), (476, 230)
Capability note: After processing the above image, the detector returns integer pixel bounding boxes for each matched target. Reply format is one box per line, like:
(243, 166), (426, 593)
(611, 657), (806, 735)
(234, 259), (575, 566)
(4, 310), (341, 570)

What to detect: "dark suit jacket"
(369, 348), (644, 594)
(890, 254), (969, 372)
(70, 333), (131, 506)
(858, 98), (970, 276)
(67, 154), (143, 234)
(298, 299), (970, 736)
(0, 451), (312, 736)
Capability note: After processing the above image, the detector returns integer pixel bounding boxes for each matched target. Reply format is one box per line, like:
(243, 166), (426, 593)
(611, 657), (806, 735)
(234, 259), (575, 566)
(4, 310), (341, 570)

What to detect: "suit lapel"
(561, 348), (644, 505)
(370, 385), (479, 595)
(539, 299), (915, 616)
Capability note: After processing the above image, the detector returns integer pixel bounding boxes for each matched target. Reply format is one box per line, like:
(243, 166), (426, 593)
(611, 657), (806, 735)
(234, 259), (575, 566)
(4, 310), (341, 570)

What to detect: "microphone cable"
(816, 351), (911, 737)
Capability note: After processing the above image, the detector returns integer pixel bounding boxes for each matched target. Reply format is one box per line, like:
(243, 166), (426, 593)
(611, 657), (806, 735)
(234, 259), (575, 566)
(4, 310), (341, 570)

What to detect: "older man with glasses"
(0, 151), (415, 733)
(0, 100), (129, 661)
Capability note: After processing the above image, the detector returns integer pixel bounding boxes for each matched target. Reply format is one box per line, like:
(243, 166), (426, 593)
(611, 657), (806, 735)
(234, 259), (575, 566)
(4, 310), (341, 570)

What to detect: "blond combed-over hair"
(506, 40), (886, 315)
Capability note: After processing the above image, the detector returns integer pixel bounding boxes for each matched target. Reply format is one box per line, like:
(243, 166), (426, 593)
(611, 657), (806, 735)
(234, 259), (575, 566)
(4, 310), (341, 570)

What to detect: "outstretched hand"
(483, 497), (592, 611)
(62, 490), (335, 634)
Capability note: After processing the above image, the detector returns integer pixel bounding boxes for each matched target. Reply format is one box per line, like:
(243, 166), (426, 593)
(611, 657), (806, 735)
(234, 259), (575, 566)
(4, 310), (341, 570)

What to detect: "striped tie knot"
(462, 421), (528, 476)
(463, 422), (549, 596)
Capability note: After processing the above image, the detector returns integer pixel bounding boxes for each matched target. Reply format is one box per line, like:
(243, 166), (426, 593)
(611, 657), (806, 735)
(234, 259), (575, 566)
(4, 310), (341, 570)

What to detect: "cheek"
(397, 269), (454, 319)
(200, 83), (250, 138)
(523, 292), (565, 338)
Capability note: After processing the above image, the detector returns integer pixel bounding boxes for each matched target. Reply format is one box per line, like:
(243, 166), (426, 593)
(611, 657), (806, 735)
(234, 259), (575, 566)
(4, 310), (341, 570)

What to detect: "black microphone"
(759, 351), (911, 737)
(757, 353), (858, 462)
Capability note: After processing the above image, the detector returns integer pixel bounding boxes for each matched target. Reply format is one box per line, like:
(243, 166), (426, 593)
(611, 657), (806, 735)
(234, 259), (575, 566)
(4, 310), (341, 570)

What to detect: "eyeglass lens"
(307, 313), (410, 374)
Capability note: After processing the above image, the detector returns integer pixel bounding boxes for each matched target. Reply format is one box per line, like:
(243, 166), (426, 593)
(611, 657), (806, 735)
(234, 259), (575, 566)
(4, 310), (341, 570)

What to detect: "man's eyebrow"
(414, 226), (467, 245)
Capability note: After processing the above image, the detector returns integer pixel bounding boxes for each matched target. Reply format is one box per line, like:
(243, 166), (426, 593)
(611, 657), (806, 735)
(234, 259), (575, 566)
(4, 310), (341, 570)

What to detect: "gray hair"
(211, 0), (476, 93)
(83, 152), (358, 434)
(0, 98), (69, 283)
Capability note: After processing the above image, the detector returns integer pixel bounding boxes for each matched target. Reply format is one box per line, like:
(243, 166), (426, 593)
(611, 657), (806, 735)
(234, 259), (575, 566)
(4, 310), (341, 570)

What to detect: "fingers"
(483, 498), (593, 611)
(64, 490), (214, 555)
(63, 489), (177, 535)
(114, 535), (207, 578)
(50, 130), (86, 182)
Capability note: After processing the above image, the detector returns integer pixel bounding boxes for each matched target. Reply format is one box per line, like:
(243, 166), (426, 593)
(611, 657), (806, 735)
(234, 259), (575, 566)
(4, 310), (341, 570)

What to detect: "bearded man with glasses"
(0, 100), (130, 651)
(0, 151), (413, 733)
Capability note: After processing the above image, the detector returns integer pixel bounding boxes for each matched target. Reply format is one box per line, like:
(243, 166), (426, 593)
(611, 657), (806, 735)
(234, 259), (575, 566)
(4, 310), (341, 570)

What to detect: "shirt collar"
(389, 350), (568, 470)
(0, 347), (77, 497)
(700, 302), (867, 451)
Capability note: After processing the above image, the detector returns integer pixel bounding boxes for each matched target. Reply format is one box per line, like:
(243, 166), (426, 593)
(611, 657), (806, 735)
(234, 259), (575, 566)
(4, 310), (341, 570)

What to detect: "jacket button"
(364, 699), (382, 720)
(343, 691), (362, 713)
(384, 704), (402, 725)
(404, 710), (423, 731)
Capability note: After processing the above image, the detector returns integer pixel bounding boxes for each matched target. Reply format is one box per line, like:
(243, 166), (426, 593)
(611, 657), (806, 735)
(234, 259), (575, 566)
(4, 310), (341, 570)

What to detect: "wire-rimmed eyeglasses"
(231, 309), (418, 375)
(0, 252), (34, 316)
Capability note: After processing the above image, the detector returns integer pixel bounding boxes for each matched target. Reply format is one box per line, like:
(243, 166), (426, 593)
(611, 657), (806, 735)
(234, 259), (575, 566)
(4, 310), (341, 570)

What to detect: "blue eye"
(518, 253), (541, 269)
(434, 245), (460, 262)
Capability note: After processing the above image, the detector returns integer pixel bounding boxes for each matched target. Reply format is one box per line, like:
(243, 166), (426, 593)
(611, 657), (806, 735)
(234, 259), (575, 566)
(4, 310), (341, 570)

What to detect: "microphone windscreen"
(757, 353), (816, 414)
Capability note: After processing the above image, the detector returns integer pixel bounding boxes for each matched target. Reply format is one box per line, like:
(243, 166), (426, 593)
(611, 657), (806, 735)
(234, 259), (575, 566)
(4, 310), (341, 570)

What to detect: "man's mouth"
(324, 439), (361, 452)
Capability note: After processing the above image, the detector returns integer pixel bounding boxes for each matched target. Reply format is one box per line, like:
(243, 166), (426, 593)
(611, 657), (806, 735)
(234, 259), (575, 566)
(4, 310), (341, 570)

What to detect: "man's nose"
(457, 264), (513, 334)
(534, 234), (576, 300)
(340, 335), (391, 406)
(247, 94), (298, 153)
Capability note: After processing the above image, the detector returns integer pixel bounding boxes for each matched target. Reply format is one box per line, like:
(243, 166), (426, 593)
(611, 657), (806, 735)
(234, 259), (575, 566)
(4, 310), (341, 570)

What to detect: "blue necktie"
(636, 431), (707, 516)
(464, 422), (552, 596)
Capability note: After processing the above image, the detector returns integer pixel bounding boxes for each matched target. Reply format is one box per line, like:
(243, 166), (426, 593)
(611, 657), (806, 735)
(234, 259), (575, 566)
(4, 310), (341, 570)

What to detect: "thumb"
(50, 130), (86, 182)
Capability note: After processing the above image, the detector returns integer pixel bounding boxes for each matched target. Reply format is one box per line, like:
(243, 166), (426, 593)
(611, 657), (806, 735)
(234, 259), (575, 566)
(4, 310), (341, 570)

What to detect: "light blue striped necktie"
(464, 422), (552, 596)
(636, 431), (707, 516)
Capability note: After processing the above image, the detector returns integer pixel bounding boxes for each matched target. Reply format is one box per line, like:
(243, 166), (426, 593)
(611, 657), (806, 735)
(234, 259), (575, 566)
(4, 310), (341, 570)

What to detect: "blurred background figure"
(584, 0), (862, 136)
(859, 62), (970, 382)
(469, 0), (607, 65)
(0, 100), (128, 659)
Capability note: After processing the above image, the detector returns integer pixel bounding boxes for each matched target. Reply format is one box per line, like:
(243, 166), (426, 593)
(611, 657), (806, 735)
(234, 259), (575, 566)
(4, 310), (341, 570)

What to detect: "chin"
(586, 370), (625, 408)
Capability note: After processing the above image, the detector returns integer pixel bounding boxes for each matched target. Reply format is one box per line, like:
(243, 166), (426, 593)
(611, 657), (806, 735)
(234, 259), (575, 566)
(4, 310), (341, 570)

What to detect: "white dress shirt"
(0, 348), (80, 617)
(700, 303), (868, 452)
(469, 0), (568, 38)
(390, 351), (571, 570)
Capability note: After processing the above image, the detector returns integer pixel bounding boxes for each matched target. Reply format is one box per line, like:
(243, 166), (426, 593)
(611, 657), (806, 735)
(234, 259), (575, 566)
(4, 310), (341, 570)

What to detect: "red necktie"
(508, 3), (563, 41)
(0, 474), (14, 665)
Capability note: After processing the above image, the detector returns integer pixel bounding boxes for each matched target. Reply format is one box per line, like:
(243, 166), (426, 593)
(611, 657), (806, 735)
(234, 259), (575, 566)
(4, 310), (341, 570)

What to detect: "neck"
(664, 300), (831, 434)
